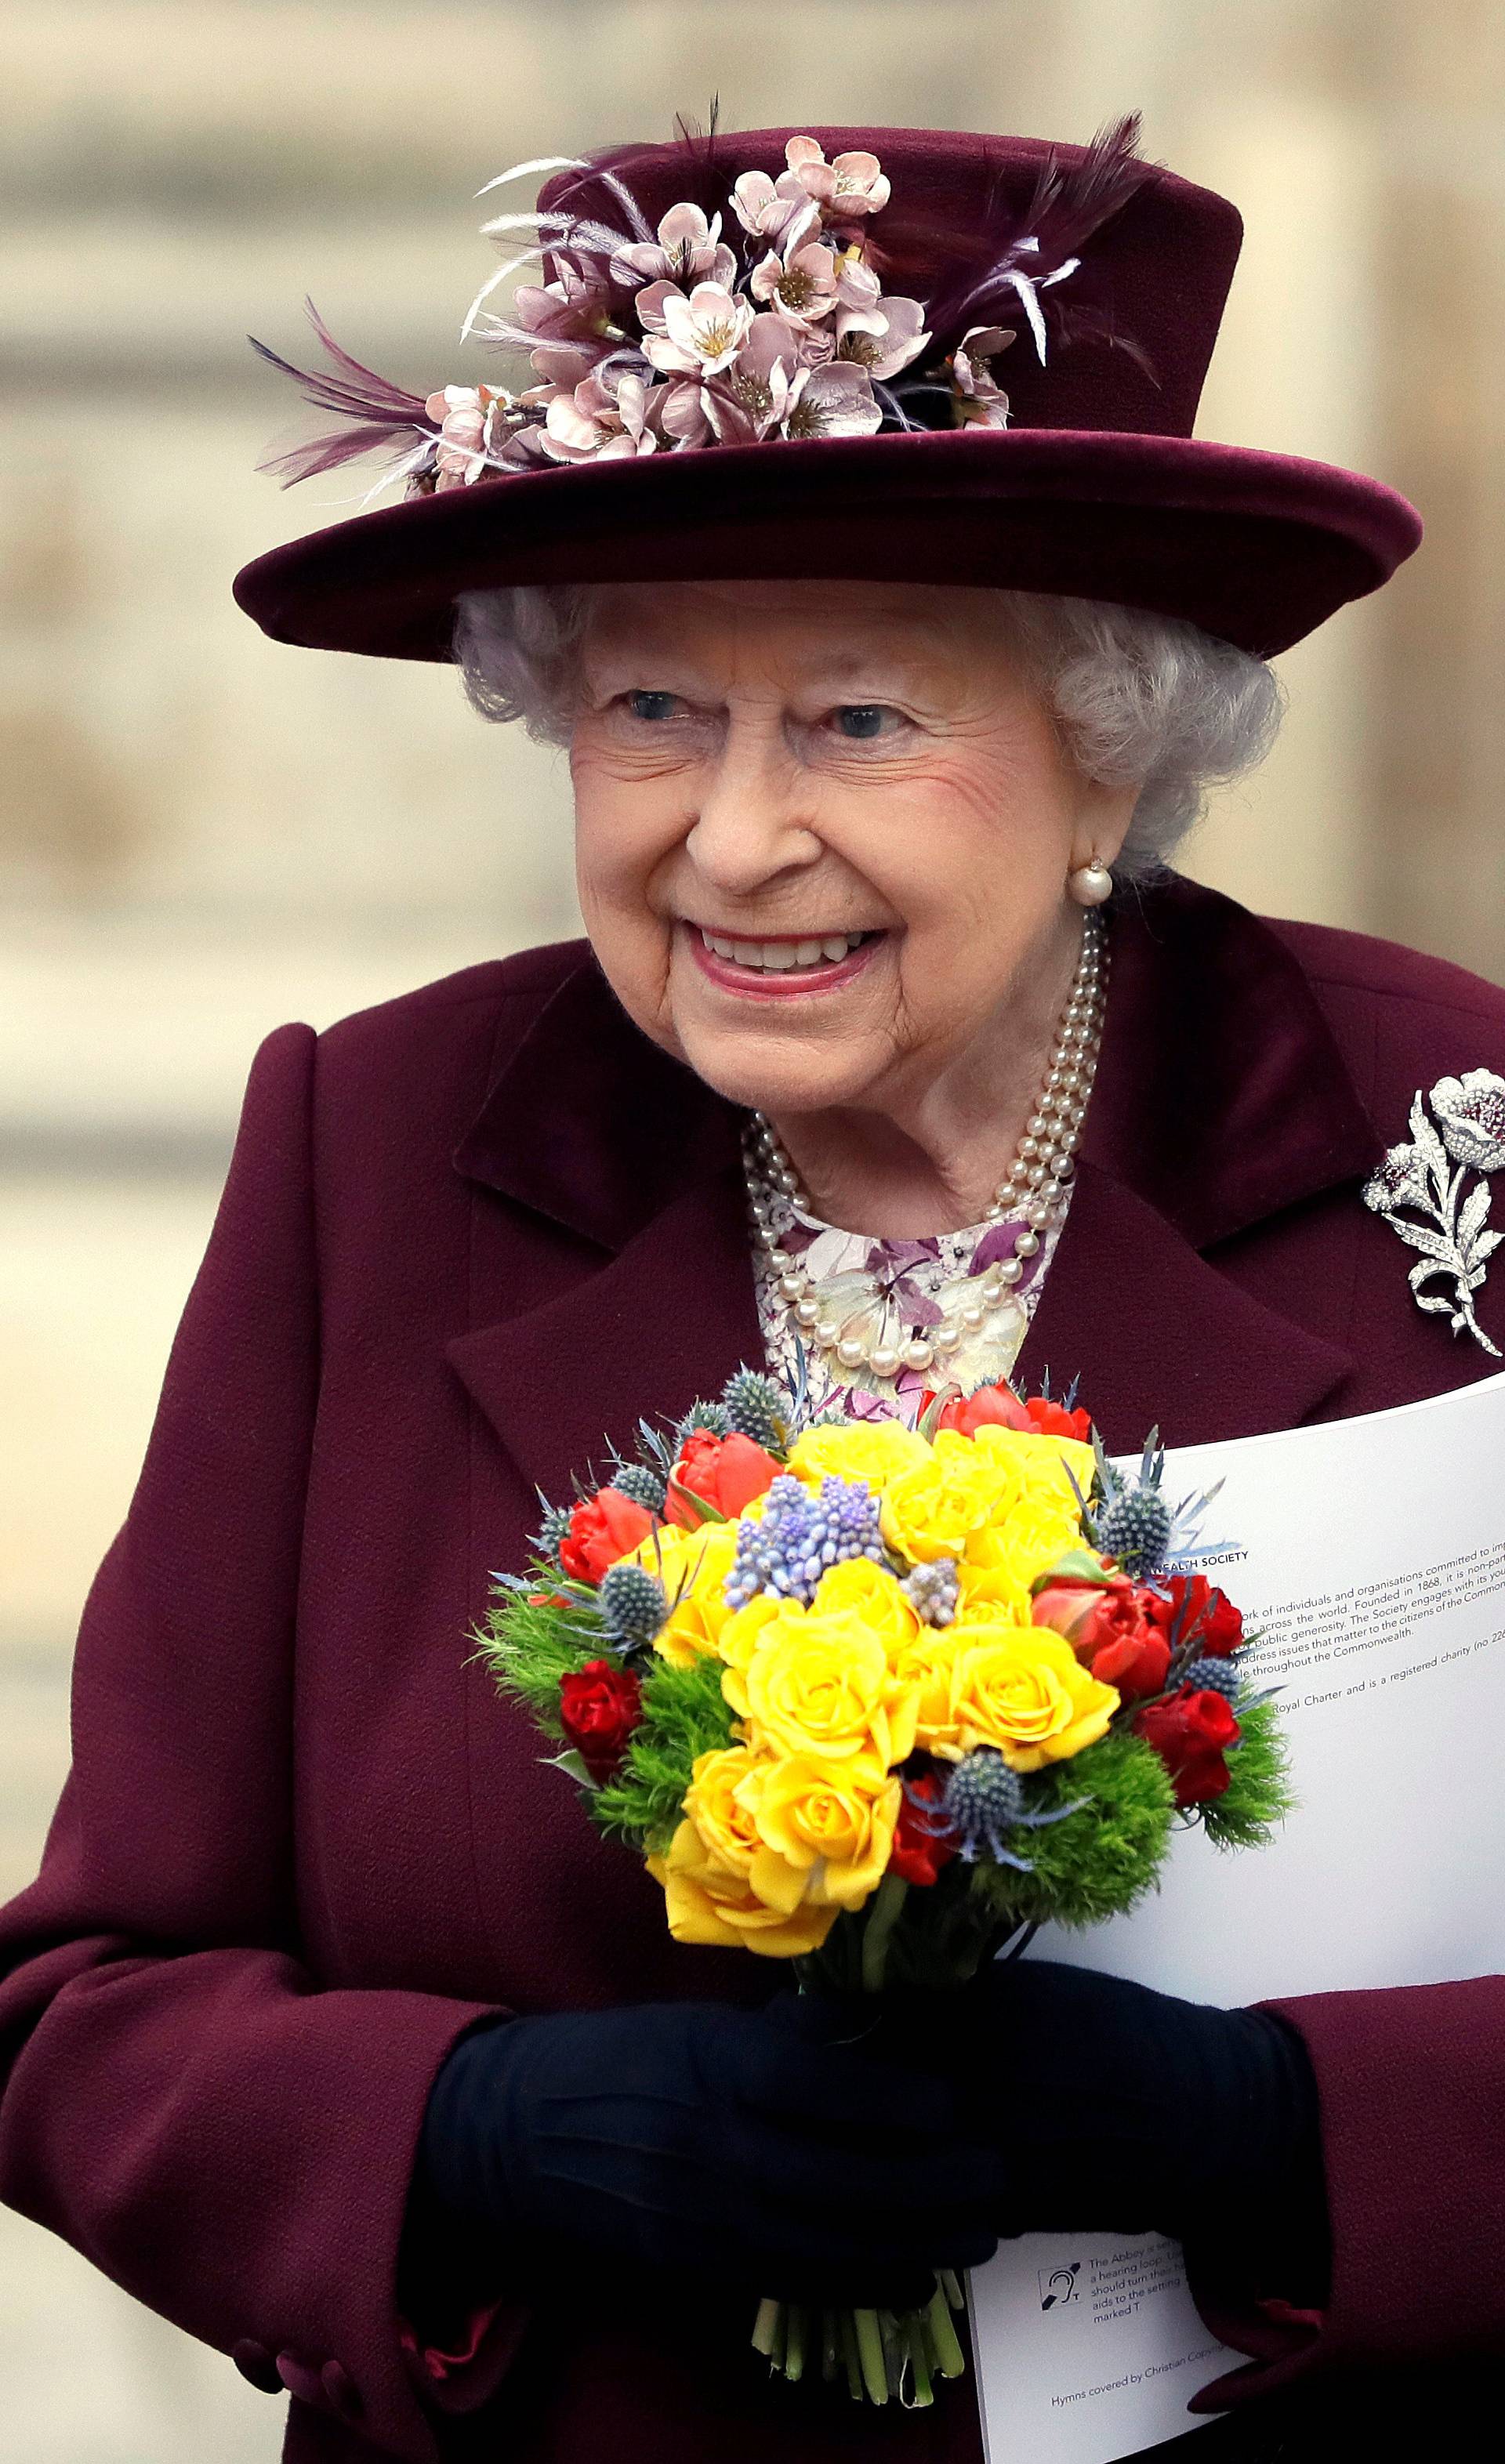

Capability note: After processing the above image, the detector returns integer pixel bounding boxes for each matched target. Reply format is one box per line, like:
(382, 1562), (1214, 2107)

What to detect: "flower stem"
(860, 1871), (911, 1992)
(784, 2303), (807, 2382)
(926, 2282), (968, 2377)
(840, 2306), (864, 2401)
(940, 2267), (966, 2310)
(821, 2308), (838, 2383)
(854, 2306), (889, 2404)
(751, 2296), (782, 2361)
(904, 2312), (934, 2408)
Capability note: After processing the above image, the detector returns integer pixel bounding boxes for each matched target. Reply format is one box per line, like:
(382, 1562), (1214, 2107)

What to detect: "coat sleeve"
(1188, 1977), (1505, 2407)
(0, 1022), (510, 2460)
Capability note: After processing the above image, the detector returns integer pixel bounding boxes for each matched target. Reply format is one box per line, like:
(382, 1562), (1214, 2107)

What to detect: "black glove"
(774, 1961), (1330, 2299)
(412, 1997), (1008, 2311)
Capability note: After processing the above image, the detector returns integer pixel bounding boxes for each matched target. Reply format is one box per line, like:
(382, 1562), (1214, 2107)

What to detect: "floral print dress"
(749, 1180), (1073, 1433)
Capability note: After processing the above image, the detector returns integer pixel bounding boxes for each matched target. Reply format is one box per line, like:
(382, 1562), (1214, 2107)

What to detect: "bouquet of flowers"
(475, 1364), (1290, 2408)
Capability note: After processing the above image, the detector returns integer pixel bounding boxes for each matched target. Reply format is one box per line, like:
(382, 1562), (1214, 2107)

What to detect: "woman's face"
(569, 578), (1134, 1123)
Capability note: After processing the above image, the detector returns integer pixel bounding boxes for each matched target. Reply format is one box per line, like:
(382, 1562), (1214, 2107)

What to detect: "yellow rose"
(752, 1752), (901, 1913)
(622, 1523), (738, 1668)
(722, 1602), (918, 1768)
(970, 1424), (1097, 1513)
(879, 1428), (1022, 1564)
(892, 1625), (962, 1752)
(716, 1593), (786, 1676)
(966, 1499), (1083, 1585)
(787, 1419), (930, 1494)
(927, 1624), (1118, 1769)
(647, 1814), (837, 1957)
(680, 1744), (763, 1875)
(952, 1565), (1035, 1629)
(809, 1557), (920, 1655)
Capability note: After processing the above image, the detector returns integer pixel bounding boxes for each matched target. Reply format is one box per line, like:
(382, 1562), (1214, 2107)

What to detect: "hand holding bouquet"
(477, 1366), (1290, 2406)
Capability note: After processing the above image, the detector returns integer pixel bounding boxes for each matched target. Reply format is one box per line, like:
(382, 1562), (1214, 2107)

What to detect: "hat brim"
(233, 426), (1420, 665)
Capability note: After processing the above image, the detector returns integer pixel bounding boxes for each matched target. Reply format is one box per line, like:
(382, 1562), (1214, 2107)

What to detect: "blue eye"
(835, 705), (891, 739)
(626, 690), (679, 723)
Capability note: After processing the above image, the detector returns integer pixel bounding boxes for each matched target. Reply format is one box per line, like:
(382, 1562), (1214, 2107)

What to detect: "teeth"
(701, 929), (869, 970)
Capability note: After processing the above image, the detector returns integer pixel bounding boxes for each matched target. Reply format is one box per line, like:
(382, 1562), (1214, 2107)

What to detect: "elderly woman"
(2, 118), (1502, 2464)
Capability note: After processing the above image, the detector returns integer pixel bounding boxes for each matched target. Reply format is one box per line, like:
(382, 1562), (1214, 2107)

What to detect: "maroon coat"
(2, 875), (1504, 2464)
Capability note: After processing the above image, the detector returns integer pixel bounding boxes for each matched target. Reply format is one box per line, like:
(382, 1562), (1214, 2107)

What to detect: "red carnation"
(558, 1487), (654, 1583)
(1033, 1574), (1171, 1702)
(1134, 1685), (1241, 1808)
(888, 1770), (956, 1888)
(666, 1429), (781, 1528)
(1148, 1574), (1245, 1659)
(559, 1657), (644, 1783)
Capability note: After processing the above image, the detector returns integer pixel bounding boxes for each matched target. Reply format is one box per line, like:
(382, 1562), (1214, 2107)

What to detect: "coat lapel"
(1014, 1158), (1351, 1451)
(446, 1161), (762, 1512)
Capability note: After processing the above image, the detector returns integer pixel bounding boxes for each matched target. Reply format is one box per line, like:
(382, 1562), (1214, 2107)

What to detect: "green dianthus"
(1203, 1694), (1295, 1849)
(593, 1651), (737, 1851)
(970, 1728), (1177, 1932)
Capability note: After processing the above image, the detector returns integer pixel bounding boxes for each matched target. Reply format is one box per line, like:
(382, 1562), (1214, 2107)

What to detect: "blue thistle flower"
(1180, 1654), (1242, 1703)
(677, 1399), (731, 1444)
(610, 1459), (667, 1514)
(720, 1368), (791, 1454)
(924, 1748), (1085, 1869)
(943, 1751), (1025, 1860)
(724, 1473), (885, 1608)
(1090, 1427), (1227, 1584)
(597, 1562), (667, 1653)
(531, 1497), (573, 1564)
(901, 1558), (959, 1626)
(1096, 1484), (1173, 1578)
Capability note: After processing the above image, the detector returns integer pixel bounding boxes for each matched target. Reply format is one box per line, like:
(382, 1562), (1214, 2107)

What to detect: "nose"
(683, 723), (823, 897)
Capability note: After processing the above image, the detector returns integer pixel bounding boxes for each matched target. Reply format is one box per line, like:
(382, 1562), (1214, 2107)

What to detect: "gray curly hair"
(453, 582), (1282, 881)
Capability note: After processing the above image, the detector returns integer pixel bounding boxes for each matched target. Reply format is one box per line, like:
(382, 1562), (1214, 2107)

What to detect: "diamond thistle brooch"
(1363, 1070), (1505, 1357)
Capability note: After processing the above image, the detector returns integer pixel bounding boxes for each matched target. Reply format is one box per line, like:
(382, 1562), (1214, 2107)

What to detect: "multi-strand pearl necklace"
(742, 909), (1108, 1382)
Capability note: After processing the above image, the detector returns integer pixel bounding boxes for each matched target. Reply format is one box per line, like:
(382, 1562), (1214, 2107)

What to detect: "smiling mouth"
(694, 926), (881, 973)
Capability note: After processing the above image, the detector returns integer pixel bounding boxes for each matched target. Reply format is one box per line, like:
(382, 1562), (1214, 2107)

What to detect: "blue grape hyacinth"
(724, 1473), (886, 1608)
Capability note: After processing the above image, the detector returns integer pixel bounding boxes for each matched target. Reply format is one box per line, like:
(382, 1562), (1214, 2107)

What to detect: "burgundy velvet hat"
(233, 118), (1421, 664)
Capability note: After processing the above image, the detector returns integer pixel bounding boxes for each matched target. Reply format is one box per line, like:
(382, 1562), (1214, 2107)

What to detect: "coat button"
(230, 2339), (282, 2394)
(321, 2359), (364, 2422)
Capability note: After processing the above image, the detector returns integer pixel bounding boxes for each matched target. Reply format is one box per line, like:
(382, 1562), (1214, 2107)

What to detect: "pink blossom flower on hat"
(542, 364), (659, 462)
(513, 265), (615, 362)
(783, 136), (891, 217)
(836, 294), (931, 382)
(832, 249), (882, 312)
(701, 313), (803, 443)
(519, 341), (603, 394)
(644, 281), (756, 377)
(497, 420), (567, 471)
(610, 201), (736, 292)
(949, 324), (1016, 427)
(749, 241), (840, 332)
(729, 167), (820, 255)
(424, 383), (509, 487)
(782, 361), (883, 440)
(655, 376), (714, 448)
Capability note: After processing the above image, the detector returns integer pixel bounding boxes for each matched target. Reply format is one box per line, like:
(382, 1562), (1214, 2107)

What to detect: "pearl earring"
(1068, 859), (1114, 907)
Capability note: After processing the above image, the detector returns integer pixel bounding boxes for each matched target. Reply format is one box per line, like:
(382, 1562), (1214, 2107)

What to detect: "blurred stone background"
(2, 2), (1503, 2453)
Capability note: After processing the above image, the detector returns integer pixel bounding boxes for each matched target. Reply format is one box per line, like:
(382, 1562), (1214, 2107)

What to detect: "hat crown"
(540, 123), (1243, 442)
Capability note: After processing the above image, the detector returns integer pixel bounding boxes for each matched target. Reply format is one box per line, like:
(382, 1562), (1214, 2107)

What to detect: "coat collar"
(448, 879), (1377, 1466)
(451, 958), (742, 1252)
